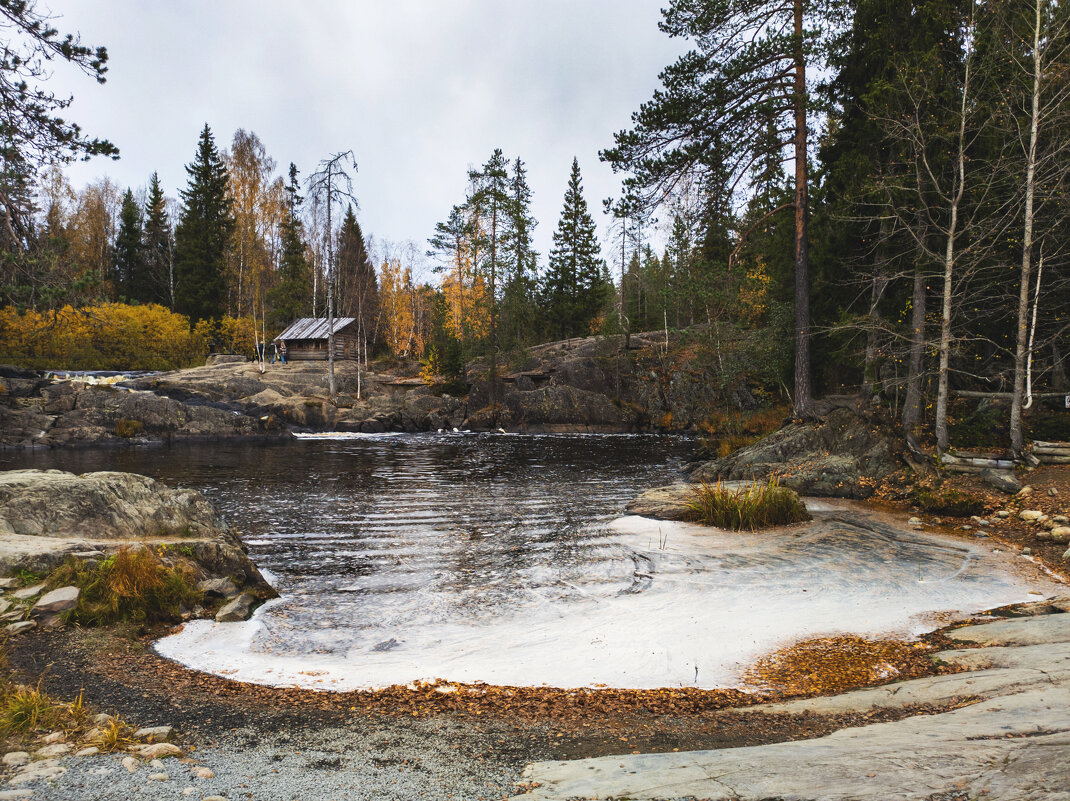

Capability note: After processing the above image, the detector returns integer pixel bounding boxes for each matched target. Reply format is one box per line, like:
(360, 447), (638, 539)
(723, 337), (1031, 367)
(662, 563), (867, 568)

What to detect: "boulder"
(0, 469), (275, 604)
(32, 586), (79, 614)
(625, 484), (697, 521)
(982, 469), (1021, 494)
(197, 578), (238, 598)
(1019, 510), (1043, 522)
(215, 592), (256, 622)
(1051, 526), (1070, 544)
(0, 470), (224, 540)
(691, 408), (902, 499)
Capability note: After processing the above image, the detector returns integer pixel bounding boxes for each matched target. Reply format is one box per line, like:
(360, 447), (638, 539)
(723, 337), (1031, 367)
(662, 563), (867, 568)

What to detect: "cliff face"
(1, 331), (755, 446)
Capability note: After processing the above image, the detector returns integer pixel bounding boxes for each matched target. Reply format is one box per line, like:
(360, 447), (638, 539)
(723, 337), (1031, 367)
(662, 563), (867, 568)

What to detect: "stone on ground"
(134, 725), (173, 741)
(215, 592), (255, 622)
(132, 742), (182, 759)
(982, 468), (1021, 494)
(32, 585), (78, 614)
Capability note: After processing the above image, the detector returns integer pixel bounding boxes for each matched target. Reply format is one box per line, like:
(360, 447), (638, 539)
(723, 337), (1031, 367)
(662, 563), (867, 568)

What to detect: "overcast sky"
(50, 1), (685, 274)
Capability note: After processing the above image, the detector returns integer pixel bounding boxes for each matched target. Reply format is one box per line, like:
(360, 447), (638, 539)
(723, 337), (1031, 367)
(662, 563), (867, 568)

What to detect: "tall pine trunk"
(792, 0), (813, 418)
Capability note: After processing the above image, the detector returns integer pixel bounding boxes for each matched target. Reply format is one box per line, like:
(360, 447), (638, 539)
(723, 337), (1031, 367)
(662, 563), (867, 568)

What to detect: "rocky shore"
(0, 469), (274, 627)
(511, 606), (1070, 801)
(1, 331), (759, 448)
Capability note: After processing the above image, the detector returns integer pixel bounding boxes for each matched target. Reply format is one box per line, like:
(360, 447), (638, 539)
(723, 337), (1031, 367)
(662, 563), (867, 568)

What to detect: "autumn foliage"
(0, 303), (259, 370)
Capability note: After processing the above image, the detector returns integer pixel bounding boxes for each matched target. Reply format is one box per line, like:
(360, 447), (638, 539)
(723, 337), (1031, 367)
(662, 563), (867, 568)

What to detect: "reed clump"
(686, 478), (811, 531)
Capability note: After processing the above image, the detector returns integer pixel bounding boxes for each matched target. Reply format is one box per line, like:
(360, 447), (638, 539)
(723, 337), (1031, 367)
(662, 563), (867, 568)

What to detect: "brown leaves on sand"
(743, 635), (945, 697)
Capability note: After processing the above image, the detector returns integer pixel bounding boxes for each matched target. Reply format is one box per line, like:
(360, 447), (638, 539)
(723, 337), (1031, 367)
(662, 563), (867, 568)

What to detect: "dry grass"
(47, 547), (202, 628)
(1, 682), (60, 735)
(92, 716), (136, 752)
(113, 418), (144, 438)
(686, 478), (811, 531)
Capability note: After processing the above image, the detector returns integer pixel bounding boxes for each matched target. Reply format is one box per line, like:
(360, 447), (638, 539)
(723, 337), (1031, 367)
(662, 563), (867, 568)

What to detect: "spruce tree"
(174, 124), (233, 322)
(143, 172), (174, 308)
(113, 188), (145, 302)
(335, 204), (378, 355)
(267, 164), (312, 330)
(543, 158), (608, 339)
(501, 156), (539, 347)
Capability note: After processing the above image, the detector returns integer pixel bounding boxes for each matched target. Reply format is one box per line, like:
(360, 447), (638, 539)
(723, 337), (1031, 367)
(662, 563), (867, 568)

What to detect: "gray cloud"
(53, 1), (683, 263)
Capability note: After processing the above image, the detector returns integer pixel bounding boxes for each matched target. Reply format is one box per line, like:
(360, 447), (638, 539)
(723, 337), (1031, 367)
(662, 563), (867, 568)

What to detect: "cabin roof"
(275, 317), (357, 341)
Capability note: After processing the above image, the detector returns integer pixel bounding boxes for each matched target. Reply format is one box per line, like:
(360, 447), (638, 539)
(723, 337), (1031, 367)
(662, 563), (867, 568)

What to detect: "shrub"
(686, 478), (811, 531)
(113, 418), (144, 438)
(93, 716), (136, 752)
(47, 547), (202, 627)
(913, 487), (985, 517)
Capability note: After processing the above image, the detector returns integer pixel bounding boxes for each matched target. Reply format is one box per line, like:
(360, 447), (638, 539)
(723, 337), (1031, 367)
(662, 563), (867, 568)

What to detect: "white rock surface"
(511, 611), (1070, 801)
(1, 752), (29, 767)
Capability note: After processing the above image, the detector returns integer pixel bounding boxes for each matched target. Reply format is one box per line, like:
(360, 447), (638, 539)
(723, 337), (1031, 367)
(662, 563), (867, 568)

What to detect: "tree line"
(0, 0), (1067, 454)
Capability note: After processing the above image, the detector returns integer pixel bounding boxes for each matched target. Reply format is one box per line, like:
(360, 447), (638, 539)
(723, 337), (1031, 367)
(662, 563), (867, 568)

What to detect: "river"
(1, 434), (1062, 690)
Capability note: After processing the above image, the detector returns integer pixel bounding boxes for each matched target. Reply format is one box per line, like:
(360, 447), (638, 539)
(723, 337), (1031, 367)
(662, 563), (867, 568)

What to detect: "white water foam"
(156, 505), (1065, 692)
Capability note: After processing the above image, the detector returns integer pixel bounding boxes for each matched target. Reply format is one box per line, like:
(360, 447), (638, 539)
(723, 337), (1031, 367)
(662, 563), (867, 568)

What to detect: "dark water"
(1, 432), (693, 641)
(3, 435), (1061, 690)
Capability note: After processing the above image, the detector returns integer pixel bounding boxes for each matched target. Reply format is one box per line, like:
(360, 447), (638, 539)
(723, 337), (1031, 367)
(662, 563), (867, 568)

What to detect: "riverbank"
(1, 453), (1068, 798)
(1, 330), (784, 448)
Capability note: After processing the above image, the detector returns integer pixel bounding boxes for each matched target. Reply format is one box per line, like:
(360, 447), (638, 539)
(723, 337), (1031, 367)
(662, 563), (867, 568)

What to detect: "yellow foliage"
(737, 256), (770, 325)
(379, 260), (435, 359)
(441, 255), (490, 344)
(0, 303), (205, 370)
(191, 315), (260, 358)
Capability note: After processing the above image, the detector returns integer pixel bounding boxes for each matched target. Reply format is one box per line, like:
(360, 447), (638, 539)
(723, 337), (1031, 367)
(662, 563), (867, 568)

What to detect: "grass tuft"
(46, 547), (202, 628)
(93, 716), (136, 752)
(113, 418), (144, 438)
(686, 478), (811, 531)
(1, 682), (60, 735)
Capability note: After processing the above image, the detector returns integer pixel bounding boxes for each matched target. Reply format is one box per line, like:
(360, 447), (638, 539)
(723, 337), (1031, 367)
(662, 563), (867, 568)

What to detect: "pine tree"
(267, 164), (312, 330)
(603, 0), (847, 416)
(143, 172), (174, 308)
(113, 188), (145, 302)
(174, 124), (233, 322)
(543, 158), (608, 339)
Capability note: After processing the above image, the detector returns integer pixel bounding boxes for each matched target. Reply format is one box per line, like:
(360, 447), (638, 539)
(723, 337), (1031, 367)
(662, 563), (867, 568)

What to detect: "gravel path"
(8, 719), (523, 801)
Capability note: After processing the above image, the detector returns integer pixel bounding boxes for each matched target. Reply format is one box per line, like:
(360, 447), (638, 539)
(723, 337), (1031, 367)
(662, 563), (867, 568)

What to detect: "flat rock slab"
(947, 612), (1070, 646)
(512, 612), (1070, 801)
(513, 687), (1070, 800)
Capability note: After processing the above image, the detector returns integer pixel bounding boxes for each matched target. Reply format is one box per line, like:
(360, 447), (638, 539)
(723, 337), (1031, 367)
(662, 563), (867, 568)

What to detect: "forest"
(0, 0), (1068, 455)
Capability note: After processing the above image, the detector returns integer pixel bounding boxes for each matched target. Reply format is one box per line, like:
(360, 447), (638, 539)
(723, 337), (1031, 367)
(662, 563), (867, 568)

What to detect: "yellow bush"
(0, 303), (206, 370)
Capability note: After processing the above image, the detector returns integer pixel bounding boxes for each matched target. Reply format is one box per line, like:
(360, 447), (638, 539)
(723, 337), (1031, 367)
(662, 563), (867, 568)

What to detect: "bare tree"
(306, 151), (358, 398)
(1006, 0), (1070, 457)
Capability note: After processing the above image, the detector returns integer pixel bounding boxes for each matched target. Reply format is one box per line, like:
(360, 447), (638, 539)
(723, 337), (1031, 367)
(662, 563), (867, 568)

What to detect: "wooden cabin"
(274, 317), (360, 361)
